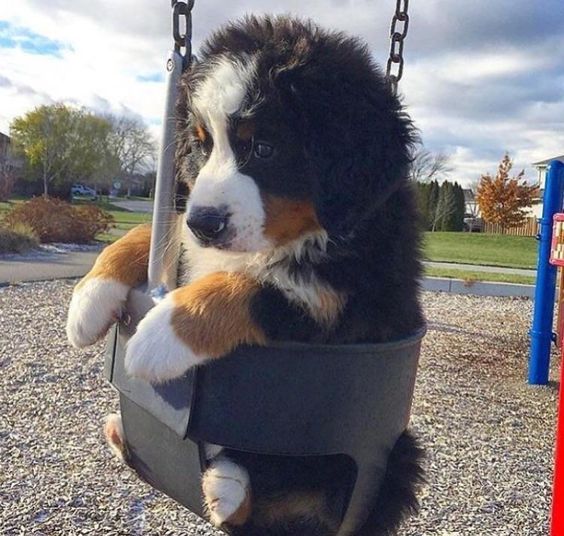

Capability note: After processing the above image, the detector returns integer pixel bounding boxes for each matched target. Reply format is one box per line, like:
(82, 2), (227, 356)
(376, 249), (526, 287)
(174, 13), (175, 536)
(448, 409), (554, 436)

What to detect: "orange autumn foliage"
(476, 154), (538, 232)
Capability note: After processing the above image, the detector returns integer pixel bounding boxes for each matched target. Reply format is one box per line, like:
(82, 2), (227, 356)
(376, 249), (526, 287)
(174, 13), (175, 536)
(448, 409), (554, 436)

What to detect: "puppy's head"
(176, 15), (415, 252)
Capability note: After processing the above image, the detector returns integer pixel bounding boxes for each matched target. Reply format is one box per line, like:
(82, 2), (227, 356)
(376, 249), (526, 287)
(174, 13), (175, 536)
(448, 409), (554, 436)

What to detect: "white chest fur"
(179, 228), (345, 326)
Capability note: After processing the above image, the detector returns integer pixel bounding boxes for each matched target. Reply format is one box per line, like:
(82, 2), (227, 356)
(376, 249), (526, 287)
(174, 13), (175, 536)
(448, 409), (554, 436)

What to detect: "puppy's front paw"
(203, 458), (252, 527)
(66, 277), (129, 348)
(125, 296), (205, 383)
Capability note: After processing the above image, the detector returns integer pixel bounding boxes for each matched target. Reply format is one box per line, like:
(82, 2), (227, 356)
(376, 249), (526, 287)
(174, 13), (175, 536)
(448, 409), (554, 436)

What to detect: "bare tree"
(107, 116), (156, 197)
(409, 149), (453, 183)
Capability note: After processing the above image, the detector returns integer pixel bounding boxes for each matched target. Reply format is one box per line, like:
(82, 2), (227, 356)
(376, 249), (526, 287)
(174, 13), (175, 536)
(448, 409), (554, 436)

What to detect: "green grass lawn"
(91, 200), (152, 242)
(0, 198), (24, 218)
(424, 232), (538, 269)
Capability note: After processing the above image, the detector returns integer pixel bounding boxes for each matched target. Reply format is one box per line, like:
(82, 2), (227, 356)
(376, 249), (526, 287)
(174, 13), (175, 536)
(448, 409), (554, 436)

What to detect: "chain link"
(172, 0), (195, 70)
(386, 0), (409, 95)
(171, 1), (406, 86)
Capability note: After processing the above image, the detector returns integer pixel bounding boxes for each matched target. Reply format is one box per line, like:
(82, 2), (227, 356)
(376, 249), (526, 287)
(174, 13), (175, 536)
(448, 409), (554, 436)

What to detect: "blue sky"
(1, 0), (563, 185)
(0, 20), (69, 56)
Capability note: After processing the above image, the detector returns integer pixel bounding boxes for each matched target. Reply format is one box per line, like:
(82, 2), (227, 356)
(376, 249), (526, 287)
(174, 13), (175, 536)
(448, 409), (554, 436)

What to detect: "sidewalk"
(0, 252), (535, 298)
(0, 251), (99, 285)
(424, 261), (536, 277)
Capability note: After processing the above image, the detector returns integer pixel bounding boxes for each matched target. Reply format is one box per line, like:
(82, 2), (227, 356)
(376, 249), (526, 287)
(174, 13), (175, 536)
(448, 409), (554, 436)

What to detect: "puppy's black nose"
(187, 207), (228, 243)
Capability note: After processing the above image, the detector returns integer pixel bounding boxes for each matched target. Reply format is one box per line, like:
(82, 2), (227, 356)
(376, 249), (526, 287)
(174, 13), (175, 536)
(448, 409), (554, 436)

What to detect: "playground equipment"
(529, 160), (564, 385)
(548, 212), (564, 534)
(105, 291), (424, 535)
(105, 1), (425, 535)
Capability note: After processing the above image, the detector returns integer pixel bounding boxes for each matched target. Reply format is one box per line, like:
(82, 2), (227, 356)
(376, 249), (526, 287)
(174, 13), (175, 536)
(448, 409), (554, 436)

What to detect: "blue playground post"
(529, 160), (564, 385)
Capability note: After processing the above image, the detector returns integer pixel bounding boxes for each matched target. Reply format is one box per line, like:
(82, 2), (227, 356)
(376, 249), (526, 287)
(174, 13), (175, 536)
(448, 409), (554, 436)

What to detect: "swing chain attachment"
(171, 0), (195, 70)
(386, 0), (409, 95)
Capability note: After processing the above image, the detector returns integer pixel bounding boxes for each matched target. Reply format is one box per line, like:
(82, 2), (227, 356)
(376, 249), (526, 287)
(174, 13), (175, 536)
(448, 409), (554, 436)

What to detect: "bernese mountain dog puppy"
(66, 15), (424, 536)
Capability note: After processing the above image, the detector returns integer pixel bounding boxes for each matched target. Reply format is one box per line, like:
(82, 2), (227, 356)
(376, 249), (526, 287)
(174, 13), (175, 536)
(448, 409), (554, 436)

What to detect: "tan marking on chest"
(315, 288), (347, 326)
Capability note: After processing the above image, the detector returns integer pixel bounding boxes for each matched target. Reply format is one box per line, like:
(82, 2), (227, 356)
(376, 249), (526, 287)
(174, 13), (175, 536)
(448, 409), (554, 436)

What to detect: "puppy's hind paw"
(203, 459), (252, 527)
(103, 413), (130, 465)
(66, 277), (129, 348)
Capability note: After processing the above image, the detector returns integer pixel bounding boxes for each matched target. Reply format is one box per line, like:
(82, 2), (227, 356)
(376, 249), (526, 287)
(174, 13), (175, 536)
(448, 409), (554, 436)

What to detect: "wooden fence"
(483, 217), (539, 237)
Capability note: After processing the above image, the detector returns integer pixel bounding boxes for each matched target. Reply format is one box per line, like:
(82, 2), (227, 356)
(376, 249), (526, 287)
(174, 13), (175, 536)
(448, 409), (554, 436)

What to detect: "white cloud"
(1, 0), (563, 187)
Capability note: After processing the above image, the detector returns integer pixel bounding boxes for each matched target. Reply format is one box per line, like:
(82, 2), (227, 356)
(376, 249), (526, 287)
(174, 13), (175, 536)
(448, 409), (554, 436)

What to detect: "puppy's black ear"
(275, 33), (416, 237)
(309, 100), (415, 237)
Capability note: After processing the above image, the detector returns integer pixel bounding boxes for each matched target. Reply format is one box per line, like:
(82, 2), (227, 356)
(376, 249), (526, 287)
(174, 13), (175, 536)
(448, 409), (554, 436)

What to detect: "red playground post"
(550, 213), (564, 534)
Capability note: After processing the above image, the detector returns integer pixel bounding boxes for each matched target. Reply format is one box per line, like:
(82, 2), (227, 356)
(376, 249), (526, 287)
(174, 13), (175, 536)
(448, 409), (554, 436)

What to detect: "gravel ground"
(0, 280), (558, 535)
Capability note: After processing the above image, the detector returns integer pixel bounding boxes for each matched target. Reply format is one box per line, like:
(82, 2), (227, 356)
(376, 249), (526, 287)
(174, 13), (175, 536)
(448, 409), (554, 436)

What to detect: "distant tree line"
(416, 180), (465, 232)
(9, 103), (156, 198)
(410, 149), (538, 233)
(409, 148), (465, 232)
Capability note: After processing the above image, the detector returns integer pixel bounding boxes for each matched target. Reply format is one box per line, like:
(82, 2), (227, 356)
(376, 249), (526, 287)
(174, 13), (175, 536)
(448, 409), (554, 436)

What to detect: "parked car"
(71, 184), (98, 200)
(463, 214), (483, 232)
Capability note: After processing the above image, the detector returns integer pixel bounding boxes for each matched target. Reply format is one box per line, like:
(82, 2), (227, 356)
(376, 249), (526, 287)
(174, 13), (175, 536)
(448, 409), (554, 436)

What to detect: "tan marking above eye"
(195, 124), (207, 142)
(236, 120), (256, 142)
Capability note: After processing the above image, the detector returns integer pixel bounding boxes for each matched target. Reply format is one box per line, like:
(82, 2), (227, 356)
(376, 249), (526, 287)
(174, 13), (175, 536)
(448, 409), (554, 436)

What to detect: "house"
(0, 131), (10, 161)
(0, 131), (22, 176)
(463, 188), (480, 217)
(529, 155), (564, 218)
(0, 131), (27, 197)
(532, 155), (564, 188)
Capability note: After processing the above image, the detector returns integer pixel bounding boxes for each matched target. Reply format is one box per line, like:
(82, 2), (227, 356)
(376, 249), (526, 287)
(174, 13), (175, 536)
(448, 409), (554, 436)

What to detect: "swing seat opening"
(105, 288), (425, 535)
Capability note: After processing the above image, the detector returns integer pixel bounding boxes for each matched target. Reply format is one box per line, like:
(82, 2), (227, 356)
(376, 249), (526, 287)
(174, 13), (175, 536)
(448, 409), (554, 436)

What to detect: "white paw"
(125, 296), (205, 383)
(66, 277), (129, 348)
(202, 459), (251, 527)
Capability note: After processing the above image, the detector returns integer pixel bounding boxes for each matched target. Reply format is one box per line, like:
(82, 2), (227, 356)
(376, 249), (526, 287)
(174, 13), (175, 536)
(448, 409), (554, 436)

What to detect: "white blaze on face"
(189, 56), (272, 252)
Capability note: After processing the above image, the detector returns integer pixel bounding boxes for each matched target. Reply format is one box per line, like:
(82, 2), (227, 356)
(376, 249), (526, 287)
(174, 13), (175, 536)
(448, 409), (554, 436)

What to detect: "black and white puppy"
(68, 14), (424, 536)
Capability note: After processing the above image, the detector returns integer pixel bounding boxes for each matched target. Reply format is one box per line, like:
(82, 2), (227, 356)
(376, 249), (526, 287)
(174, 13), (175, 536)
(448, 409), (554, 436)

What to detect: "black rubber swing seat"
(105, 289), (424, 536)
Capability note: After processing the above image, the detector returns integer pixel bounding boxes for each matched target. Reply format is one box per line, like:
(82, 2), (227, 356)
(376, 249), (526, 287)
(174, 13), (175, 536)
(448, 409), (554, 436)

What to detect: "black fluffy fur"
(174, 15), (425, 536)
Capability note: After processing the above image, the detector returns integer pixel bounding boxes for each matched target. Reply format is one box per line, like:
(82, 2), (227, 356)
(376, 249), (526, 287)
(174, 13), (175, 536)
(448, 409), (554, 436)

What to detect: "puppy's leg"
(66, 225), (151, 348)
(202, 456), (252, 528)
(125, 272), (267, 383)
(103, 413), (130, 465)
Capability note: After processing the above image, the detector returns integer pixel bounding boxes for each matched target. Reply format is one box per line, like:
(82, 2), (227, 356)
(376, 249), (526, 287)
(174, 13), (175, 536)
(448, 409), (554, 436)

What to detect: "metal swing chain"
(386, 0), (409, 95)
(171, 0), (195, 71)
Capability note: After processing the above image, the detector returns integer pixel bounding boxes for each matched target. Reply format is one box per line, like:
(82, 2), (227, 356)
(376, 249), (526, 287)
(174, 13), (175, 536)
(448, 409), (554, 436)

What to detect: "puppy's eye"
(192, 124), (212, 157)
(193, 139), (210, 157)
(254, 142), (274, 159)
(198, 141), (209, 157)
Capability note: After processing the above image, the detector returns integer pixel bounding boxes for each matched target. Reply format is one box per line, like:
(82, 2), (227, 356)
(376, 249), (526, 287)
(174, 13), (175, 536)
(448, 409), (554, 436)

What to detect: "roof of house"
(532, 155), (564, 167)
(463, 188), (475, 203)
